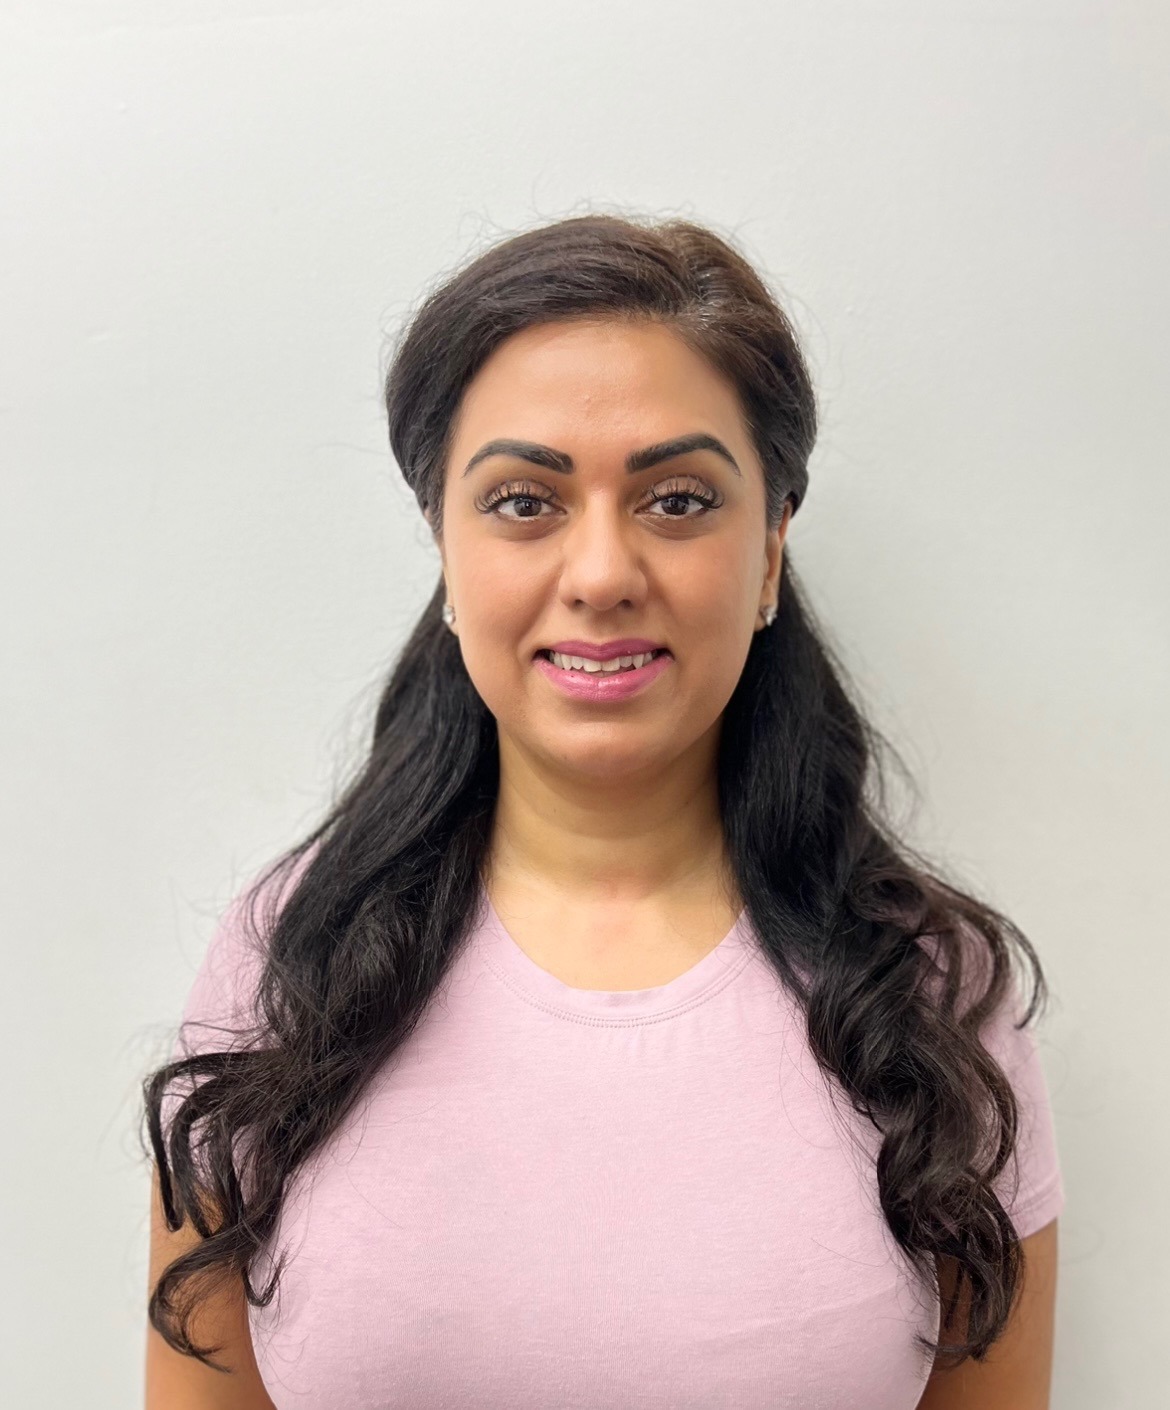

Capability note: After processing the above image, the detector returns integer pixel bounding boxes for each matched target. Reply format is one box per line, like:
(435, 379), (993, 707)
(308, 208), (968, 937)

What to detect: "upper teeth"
(547, 650), (659, 673)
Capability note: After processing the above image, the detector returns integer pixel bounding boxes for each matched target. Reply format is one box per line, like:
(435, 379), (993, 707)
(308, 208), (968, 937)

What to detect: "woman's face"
(433, 318), (789, 784)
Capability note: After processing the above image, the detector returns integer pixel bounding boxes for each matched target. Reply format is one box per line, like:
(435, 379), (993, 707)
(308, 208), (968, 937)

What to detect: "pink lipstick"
(533, 646), (673, 702)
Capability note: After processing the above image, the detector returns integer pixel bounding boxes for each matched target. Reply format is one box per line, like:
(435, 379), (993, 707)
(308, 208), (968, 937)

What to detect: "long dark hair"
(143, 212), (1048, 1372)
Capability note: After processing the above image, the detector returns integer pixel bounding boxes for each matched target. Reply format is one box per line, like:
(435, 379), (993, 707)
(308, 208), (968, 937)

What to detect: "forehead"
(450, 319), (747, 442)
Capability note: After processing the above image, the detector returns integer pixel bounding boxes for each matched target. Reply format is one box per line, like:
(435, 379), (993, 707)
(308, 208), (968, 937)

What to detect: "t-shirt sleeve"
(157, 879), (272, 1189)
(977, 972), (1067, 1240)
(158, 853), (315, 1179)
(916, 926), (1066, 1242)
(167, 845), (319, 1064)
(168, 886), (269, 1065)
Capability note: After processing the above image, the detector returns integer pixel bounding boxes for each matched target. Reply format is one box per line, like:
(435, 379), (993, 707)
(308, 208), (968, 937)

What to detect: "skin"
(144, 1169), (277, 1408)
(431, 317), (786, 976)
(917, 1220), (1060, 1409)
(144, 315), (1057, 1405)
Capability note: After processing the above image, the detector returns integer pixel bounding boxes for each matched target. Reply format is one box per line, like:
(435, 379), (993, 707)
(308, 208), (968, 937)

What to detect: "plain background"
(2, 2), (1166, 1405)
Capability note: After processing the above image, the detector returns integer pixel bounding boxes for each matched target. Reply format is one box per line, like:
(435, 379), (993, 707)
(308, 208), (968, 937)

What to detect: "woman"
(144, 214), (1064, 1409)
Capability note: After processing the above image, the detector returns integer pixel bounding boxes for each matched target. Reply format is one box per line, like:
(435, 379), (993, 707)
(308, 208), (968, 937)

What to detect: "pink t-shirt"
(168, 869), (1065, 1409)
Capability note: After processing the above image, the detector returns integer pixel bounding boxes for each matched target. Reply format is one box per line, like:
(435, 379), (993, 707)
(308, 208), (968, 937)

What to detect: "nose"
(554, 499), (648, 615)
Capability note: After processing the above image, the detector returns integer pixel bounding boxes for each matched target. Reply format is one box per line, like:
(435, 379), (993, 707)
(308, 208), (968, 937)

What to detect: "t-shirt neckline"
(476, 884), (755, 1025)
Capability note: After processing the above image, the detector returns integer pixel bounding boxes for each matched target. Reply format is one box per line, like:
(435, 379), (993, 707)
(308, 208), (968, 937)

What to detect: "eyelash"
(477, 477), (722, 521)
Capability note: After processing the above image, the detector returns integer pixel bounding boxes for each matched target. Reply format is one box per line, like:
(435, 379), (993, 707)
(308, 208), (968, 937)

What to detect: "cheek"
(668, 539), (757, 626)
(453, 557), (539, 703)
(667, 545), (759, 687)
(456, 634), (528, 734)
(450, 534), (529, 631)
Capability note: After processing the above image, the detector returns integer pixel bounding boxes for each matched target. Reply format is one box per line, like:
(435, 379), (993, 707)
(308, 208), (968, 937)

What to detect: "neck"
(484, 722), (735, 909)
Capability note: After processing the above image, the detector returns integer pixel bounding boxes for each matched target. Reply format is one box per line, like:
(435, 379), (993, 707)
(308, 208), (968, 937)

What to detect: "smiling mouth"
(535, 648), (671, 675)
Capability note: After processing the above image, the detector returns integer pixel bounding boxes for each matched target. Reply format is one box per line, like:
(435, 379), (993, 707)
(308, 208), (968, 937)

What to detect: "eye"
(643, 477), (722, 518)
(477, 480), (558, 520)
(475, 475), (723, 523)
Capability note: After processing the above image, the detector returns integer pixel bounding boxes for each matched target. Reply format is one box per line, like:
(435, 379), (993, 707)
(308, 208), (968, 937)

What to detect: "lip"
(534, 649), (673, 702)
(539, 638), (666, 661)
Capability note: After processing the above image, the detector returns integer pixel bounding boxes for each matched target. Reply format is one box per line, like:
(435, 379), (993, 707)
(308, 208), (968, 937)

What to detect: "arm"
(915, 1218), (1059, 1410)
(144, 1166), (278, 1410)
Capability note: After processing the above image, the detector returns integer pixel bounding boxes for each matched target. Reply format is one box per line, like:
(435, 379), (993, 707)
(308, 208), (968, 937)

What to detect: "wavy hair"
(143, 211), (1048, 1372)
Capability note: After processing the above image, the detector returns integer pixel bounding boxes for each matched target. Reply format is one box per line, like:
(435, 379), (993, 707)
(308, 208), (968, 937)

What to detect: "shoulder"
(171, 844), (317, 1061)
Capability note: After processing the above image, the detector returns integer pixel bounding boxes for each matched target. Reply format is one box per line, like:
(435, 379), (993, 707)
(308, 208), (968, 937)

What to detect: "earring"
(762, 603), (777, 627)
(442, 602), (456, 628)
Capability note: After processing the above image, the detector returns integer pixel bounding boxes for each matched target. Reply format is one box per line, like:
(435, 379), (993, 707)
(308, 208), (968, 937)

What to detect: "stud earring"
(442, 602), (456, 628)
(762, 603), (777, 627)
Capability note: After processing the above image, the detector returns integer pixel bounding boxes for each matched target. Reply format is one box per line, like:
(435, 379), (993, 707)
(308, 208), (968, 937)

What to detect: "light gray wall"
(2, 2), (1164, 1405)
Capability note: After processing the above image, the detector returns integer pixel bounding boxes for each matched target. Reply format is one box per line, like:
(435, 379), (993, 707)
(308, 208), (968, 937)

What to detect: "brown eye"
(477, 481), (558, 520)
(644, 478), (721, 518)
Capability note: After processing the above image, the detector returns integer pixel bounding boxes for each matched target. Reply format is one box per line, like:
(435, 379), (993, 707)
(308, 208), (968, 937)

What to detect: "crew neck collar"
(475, 885), (755, 1025)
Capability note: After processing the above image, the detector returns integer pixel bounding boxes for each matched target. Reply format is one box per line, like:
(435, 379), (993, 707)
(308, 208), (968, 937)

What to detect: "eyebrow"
(460, 432), (742, 479)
